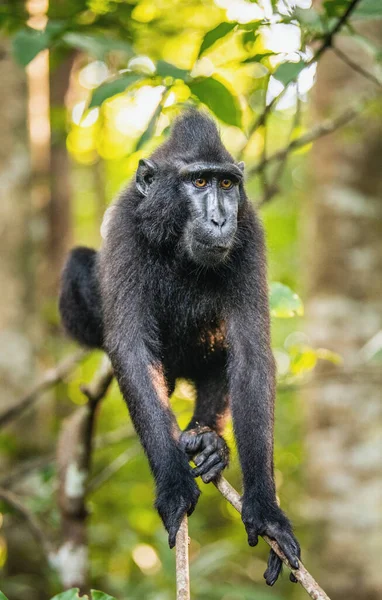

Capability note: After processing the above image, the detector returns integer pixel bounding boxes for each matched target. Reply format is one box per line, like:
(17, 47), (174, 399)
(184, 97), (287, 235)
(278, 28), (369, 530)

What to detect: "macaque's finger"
(201, 461), (226, 483)
(264, 549), (282, 586)
(193, 451), (220, 476)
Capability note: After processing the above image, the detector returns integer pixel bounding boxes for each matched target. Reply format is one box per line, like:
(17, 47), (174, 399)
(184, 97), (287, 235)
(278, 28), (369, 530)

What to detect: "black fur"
(59, 109), (300, 582)
(59, 247), (103, 348)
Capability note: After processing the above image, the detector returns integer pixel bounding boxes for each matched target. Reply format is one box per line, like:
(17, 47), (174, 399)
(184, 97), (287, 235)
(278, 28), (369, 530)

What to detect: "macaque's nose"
(210, 215), (227, 230)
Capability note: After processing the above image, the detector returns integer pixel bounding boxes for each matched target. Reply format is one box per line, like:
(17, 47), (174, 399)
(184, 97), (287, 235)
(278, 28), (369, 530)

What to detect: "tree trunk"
(304, 27), (382, 600)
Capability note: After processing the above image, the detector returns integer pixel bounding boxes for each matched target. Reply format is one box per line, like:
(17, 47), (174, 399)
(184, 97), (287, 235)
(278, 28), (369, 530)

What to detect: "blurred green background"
(0, 1), (381, 599)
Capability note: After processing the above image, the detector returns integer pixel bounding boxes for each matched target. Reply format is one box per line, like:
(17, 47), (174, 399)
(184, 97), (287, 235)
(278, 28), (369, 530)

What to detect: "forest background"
(0, 1), (381, 599)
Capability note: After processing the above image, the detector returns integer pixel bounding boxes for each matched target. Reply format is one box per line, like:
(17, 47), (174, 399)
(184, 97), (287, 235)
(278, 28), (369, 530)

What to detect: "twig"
(315, 0), (362, 60)
(87, 447), (138, 493)
(248, 99), (368, 178)
(333, 45), (382, 88)
(214, 477), (331, 600)
(80, 355), (114, 405)
(0, 488), (54, 561)
(0, 349), (89, 427)
(0, 454), (54, 488)
(259, 88), (302, 205)
(176, 516), (190, 600)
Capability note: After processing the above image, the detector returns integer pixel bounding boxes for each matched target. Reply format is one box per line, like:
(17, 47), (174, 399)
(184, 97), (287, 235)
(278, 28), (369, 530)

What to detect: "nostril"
(211, 217), (226, 229)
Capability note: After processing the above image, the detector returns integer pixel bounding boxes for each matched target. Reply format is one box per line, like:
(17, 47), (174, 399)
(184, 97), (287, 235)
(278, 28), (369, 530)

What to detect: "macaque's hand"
(180, 425), (229, 483)
(241, 494), (300, 586)
(155, 462), (200, 548)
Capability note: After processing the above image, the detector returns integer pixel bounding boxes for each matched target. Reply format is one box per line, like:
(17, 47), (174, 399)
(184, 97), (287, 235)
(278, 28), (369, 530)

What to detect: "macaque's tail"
(59, 246), (103, 349)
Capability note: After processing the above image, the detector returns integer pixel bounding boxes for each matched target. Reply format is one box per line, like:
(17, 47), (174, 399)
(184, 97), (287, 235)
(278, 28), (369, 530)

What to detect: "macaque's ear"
(237, 161), (245, 172)
(136, 159), (157, 197)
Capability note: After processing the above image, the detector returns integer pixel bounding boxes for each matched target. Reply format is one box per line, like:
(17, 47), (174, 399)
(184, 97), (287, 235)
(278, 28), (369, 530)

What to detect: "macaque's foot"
(241, 495), (300, 586)
(155, 465), (200, 549)
(179, 425), (229, 483)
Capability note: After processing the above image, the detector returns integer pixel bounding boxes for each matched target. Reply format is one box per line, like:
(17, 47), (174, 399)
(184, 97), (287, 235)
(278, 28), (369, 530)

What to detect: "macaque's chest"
(153, 279), (227, 377)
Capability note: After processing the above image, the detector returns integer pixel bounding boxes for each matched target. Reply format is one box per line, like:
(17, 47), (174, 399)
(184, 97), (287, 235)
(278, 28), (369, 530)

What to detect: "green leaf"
(354, 0), (382, 18)
(50, 590), (82, 600)
(89, 73), (144, 108)
(323, 0), (350, 18)
(91, 591), (118, 600)
(135, 94), (164, 150)
(0, 592), (10, 600)
(189, 77), (241, 127)
(62, 33), (133, 59)
(198, 22), (236, 58)
(156, 60), (189, 80)
(273, 61), (307, 86)
(242, 52), (274, 64)
(12, 21), (65, 66)
(270, 283), (303, 318)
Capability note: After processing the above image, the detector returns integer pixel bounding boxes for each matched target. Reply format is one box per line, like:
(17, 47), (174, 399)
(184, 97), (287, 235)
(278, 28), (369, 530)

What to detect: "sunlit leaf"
(63, 33), (133, 59)
(156, 60), (189, 80)
(0, 593), (9, 600)
(198, 22), (236, 58)
(135, 94), (164, 150)
(242, 52), (274, 64)
(290, 347), (317, 375)
(89, 73), (144, 108)
(50, 590), (83, 600)
(270, 283), (303, 318)
(91, 591), (118, 600)
(189, 77), (241, 127)
(12, 21), (65, 66)
(316, 348), (343, 364)
(273, 61), (307, 86)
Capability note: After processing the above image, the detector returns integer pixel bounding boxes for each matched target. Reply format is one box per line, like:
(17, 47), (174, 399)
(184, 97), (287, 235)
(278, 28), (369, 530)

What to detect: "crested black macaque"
(59, 110), (300, 585)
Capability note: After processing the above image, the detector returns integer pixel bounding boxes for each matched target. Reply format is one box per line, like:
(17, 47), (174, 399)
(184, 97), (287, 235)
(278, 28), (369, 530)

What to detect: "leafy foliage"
(189, 77), (241, 127)
(270, 283), (304, 318)
(1, 0), (378, 597)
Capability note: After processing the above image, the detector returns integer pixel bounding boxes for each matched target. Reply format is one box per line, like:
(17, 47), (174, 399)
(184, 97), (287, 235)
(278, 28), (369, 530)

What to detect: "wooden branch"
(315, 0), (362, 60)
(0, 488), (54, 561)
(0, 349), (89, 427)
(214, 477), (331, 600)
(248, 99), (368, 179)
(54, 355), (113, 591)
(333, 45), (382, 88)
(176, 516), (190, 600)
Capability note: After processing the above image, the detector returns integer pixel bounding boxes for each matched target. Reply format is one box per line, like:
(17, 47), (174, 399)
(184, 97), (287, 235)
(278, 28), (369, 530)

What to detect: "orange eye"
(194, 178), (207, 188)
(220, 179), (233, 190)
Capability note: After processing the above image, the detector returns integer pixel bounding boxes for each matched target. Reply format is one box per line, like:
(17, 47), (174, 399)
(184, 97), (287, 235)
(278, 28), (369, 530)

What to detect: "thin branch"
(315, 0), (362, 60)
(176, 516), (190, 600)
(0, 349), (89, 428)
(260, 88), (302, 205)
(94, 424), (134, 449)
(80, 355), (114, 406)
(0, 454), (54, 488)
(87, 447), (138, 493)
(248, 98), (368, 179)
(0, 488), (54, 561)
(214, 477), (331, 600)
(333, 45), (382, 88)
